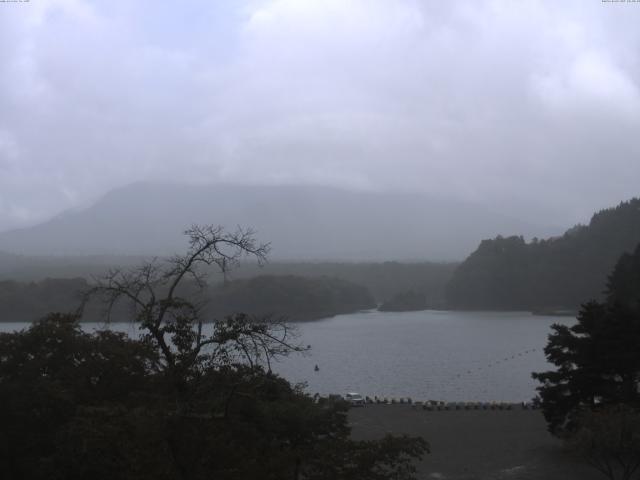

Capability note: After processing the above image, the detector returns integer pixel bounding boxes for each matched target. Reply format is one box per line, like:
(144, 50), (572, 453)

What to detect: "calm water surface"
(1, 310), (572, 402)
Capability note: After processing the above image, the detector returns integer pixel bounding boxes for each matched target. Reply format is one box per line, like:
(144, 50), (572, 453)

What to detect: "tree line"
(534, 242), (640, 479)
(0, 274), (375, 323)
(0, 255), (457, 307)
(0, 225), (428, 479)
(446, 198), (640, 311)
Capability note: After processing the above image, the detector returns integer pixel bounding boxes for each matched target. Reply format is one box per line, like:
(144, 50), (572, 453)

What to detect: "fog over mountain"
(1, 1), (640, 233)
(0, 183), (558, 261)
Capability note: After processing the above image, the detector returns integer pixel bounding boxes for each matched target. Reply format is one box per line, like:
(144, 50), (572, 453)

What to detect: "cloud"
(0, 0), (639, 231)
(532, 49), (640, 116)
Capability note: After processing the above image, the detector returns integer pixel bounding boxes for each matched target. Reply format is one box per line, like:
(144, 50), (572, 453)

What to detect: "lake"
(0, 309), (571, 403)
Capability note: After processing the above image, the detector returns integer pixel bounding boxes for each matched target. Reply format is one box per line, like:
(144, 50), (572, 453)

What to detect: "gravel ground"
(349, 405), (602, 480)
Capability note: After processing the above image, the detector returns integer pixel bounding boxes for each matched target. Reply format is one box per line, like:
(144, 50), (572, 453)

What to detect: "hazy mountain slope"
(0, 183), (556, 261)
(0, 251), (153, 281)
(446, 198), (640, 310)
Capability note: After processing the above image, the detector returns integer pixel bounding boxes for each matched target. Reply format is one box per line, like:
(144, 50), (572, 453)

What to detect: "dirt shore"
(349, 405), (601, 480)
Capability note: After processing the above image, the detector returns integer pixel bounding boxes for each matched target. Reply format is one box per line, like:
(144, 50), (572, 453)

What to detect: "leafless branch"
(81, 224), (301, 379)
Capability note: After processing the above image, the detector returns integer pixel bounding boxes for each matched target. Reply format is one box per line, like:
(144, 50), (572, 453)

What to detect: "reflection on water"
(0, 310), (572, 402)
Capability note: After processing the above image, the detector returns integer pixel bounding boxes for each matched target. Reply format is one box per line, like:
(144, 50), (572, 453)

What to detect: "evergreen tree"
(447, 198), (640, 310)
(533, 244), (640, 435)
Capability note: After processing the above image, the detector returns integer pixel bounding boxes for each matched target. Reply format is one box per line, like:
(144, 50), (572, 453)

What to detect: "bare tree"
(83, 225), (305, 384)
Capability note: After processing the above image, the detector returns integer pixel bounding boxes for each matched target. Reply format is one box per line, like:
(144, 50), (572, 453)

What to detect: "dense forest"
(228, 261), (456, 304)
(0, 275), (375, 323)
(0, 256), (457, 305)
(0, 259), (456, 322)
(207, 275), (375, 321)
(378, 291), (430, 312)
(533, 243), (640, 434)
(446, 198), (640, 310)
(0, 278), (88, 322)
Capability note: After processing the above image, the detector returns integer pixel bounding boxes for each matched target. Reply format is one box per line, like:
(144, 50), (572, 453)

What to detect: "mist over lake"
(3, 2), (640, 477)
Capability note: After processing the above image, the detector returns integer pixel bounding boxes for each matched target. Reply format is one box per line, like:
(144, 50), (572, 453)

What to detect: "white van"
(345, 392), (365, 406)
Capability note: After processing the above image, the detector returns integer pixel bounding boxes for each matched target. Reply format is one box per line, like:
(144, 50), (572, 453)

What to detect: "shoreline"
(374, 306), (578, 317)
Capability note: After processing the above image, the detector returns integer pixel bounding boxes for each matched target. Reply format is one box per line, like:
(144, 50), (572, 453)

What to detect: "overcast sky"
(1, 0), (639, 232)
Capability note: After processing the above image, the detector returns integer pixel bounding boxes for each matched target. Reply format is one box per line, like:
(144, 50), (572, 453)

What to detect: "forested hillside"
(0, 256), (456, 306)
(0, 278), (89, 322)
(228, 261), (457, 304)
(0, 275), (375, 323)
(207, 275), (375, 321)
(446, 198), (640, 310)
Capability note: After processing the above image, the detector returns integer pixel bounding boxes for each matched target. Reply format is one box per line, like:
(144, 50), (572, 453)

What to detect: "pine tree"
(533, 244), (640, 435)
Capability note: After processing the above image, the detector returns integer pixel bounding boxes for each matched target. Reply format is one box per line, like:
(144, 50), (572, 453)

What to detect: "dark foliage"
(0, 225), (428, 479)
(568, 405), (640, 480)
(0, 274), (375, 323)
(208, 274), (376, 321)
(225, 261), (457, 305)
(0, 262), (456, 322)
(0, 278), (89, 322)
(533, 244), (640, 435)
(0, 314), (158, 479)
(378, 291), (429, 312)
(447, 198), (640, 310)
(0, 313), (428, 480)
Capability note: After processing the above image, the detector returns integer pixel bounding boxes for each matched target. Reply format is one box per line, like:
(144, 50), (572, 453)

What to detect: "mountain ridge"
(0, 182), (558, 261)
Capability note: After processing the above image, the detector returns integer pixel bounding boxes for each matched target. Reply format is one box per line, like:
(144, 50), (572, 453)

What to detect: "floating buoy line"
(451, 347), (541, 380)
(311, 346), (544, 408)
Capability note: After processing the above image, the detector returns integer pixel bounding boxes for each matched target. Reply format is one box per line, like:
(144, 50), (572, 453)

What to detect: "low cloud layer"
(1, 0), (639, 232)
